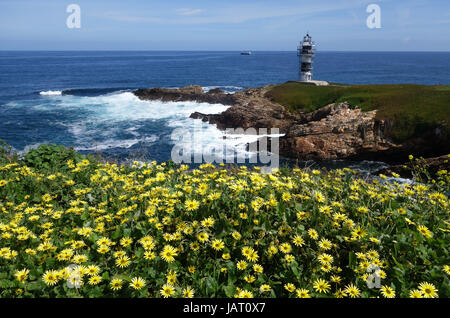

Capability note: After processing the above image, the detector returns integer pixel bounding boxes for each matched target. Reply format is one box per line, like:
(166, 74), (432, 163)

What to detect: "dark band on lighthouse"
(298, 33), (315, 82)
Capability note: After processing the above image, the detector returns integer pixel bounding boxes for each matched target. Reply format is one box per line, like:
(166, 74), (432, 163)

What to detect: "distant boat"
(240, 51), (252, 55)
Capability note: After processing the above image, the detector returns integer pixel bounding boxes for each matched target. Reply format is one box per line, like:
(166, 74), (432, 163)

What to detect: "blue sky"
(0, 0), (449, 51)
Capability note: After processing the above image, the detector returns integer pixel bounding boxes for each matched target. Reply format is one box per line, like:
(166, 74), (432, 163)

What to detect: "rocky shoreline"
(134, 85), (449, 173)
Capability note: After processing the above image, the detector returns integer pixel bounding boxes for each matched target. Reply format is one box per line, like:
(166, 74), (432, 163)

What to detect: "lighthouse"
(298, 33), (315, 82)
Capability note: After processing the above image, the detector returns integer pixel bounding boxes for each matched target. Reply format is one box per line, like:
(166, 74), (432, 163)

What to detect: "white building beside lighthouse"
(297, 33), (315, 82)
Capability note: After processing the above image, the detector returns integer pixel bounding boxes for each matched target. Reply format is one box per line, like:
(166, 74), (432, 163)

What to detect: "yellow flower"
(197, 232), (209, 242)
(280, 243), (292, 254)
(86, 265), (100, 276)
(166, 270), (177, 284)
(160, 245), (178, 263)
(130, 277), (146, 290)
(244, 275), (256, 283)
(409, 289), (423, 298)
(313, 191), (325, 203)
(284, 283), (296, 293)
(417, 225), (433, 238)
(183, 286), (195, 298)
(144, 251), (155, 260)
(237, 260), (248, 270)
(115, 256), (131, 268)
(190, 242), (200, 251)
(380, 285), (395, 298)
(120, 237), (133, 247)
(268, 245), (278, 255)
(357, 206), (369, 213)
(282, 192), (291, 201)
(232, 232), (242, 240)
(308, 229), (319, 240)
(293, 235), (305, 247)
(330, 275), (341, 283)
(344, 283), (360, 298)
(201, 217), (215, 228)
(42, 270), (59, 286)
(318, 253), (333, 264)
(211, 239), (225, 251)
(185, 199), (200, 211)
(14, 269), (30, 283)
(253, 264), (263, 273)
(418, 282), (438, 298)
(88, 275), (102, 285)
(160, 284), (175, 298)
(237, 290), (253, 298)
(285, 254), (295, 263)
(313, 279), (330, 294)
(296, 288), (311, 298)
(318, 238), (332, 250)
(443, 265), (450, 275)
(260, 284), (271, 293)
(247, 250), (259, 262)
(110, 278), (123, 291)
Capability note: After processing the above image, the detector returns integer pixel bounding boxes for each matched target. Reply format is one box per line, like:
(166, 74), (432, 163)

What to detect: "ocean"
(1, 51), (449, 171)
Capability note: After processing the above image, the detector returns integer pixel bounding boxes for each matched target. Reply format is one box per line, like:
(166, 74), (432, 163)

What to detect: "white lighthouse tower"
(298, 33), (315, 82)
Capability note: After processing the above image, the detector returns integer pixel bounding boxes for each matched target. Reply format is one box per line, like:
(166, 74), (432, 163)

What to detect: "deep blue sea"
(1, 51), (449, 170)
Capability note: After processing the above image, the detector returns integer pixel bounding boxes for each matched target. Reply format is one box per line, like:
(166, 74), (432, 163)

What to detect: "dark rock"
(134, 85), (238, 105)
(207, 88), (224, 94)
(374, 155), (450, 179)
(189, 112), (210, 122)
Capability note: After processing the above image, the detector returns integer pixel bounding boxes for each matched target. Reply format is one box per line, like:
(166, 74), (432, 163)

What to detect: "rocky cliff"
(279, 103), (397, 161)
(134, 85), (449, 164)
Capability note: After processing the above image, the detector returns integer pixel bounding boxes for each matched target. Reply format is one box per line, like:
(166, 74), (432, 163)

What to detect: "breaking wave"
(39, 90), (62, 96)
(12, 89), (282, 163)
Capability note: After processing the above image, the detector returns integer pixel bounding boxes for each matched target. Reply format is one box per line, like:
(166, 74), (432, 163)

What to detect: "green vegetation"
(0, 144), (449, 298)
(265, 82), (450, 142)
(23, 144), (89, 174)
(0, 140), (18, 165)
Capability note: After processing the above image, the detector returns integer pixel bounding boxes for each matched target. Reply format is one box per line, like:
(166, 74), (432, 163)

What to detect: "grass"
(265, 82), (450, 142)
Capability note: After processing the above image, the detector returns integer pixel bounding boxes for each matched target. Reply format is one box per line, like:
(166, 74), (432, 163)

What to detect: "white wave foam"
(170, 119), (284, 161)
(40, 90), (62, 96)
(26, 90), (279, 161)
(125, 126), (141, 137)
(75, 135), (159, 151)
(19, 142), (49, 154)
(49, 92), (229, 121)
(4, 101), (19, 108)
(383, 177), (413, 185)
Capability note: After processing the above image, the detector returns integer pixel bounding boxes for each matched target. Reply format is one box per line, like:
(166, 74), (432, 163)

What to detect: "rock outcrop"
(133, 85), (449, 163)
(134, 86), (238, 105)
(279, 103), (397, 160)
(190, 87), (300, 132)
(374, 155), (450, 179)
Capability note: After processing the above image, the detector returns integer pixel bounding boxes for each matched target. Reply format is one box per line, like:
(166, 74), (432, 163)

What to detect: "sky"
(0, 0), (449, 51)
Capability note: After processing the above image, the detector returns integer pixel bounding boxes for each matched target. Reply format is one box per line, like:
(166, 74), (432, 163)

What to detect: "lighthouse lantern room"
(298, 33), (315, 82)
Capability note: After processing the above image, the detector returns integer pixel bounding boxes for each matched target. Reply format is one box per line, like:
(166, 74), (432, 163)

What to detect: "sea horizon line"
(1, 49), (450, 53)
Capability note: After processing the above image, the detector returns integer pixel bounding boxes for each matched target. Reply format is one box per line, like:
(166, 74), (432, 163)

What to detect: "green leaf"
(223, 284), (235, 297)
(112, 227), (122, 240)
